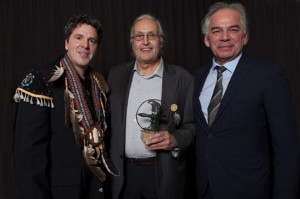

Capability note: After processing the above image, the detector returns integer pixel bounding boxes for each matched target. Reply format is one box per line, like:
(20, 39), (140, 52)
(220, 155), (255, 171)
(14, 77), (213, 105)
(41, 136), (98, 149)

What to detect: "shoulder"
(163, 64), (195, 96)
(109, 62), (134, 74)
(107, 61), (134, 80)
(13, 69), (53, 107)
(164, 63), (194, 81)
(241, 54), (282, 70)
(239, 55), (289, 86)
(13, 60), (61, 107)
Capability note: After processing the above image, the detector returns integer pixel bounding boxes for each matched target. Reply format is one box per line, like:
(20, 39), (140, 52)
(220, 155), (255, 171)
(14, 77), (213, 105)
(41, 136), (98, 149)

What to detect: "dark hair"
(64, 14), (103, 44)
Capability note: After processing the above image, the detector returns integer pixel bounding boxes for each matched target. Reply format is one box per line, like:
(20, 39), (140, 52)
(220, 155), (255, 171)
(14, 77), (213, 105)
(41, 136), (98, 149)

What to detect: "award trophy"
(136, 99), (172, 143)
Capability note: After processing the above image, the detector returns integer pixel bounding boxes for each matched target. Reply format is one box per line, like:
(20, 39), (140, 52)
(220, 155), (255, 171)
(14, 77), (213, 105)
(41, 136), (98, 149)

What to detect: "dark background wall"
(1, 0), (300, 198)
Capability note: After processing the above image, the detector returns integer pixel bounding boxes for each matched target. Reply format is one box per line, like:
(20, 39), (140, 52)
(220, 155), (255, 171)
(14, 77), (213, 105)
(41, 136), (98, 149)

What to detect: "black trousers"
(120, 161), (158, 199)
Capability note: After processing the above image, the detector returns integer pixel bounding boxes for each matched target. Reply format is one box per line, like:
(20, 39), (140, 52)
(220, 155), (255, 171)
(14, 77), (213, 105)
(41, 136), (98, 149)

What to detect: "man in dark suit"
(107, 14), (195, 199)
(13, 14), (117, 199)
(194, 2), (300, 199)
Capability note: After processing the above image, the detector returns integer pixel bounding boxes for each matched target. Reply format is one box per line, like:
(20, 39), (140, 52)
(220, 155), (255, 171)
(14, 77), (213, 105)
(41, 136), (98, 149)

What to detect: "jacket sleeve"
(264, 64), (300, 199)
(14, 70), (52, 199)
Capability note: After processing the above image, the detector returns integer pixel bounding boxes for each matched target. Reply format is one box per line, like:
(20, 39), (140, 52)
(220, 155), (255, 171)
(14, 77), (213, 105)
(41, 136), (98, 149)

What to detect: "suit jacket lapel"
(161, 63), (177, 106)
(194, 64), (211, 127)
(215, 55), (252, 123)
(120, 62), (135, 121)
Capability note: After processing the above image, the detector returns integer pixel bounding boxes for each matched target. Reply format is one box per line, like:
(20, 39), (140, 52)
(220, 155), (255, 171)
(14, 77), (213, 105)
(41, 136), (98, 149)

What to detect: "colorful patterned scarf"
(60, 55), (119, 186)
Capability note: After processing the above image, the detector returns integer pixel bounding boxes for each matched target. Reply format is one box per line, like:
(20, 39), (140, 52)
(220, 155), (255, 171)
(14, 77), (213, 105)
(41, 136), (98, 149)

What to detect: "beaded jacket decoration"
(14, 55), (119, 188)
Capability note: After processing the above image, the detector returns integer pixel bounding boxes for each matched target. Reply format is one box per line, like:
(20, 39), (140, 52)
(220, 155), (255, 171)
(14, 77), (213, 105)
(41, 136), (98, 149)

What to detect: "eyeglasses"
(131, 33), (160, 41)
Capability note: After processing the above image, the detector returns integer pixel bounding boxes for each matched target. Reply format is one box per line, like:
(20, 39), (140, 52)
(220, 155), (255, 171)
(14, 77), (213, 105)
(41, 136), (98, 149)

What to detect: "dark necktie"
(207, 65), (226, 126)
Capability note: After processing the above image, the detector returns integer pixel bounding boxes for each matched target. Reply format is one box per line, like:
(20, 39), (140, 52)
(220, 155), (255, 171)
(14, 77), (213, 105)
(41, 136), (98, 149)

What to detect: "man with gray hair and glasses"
(107, 14), (195, 199)
(194, 2), (299, 199)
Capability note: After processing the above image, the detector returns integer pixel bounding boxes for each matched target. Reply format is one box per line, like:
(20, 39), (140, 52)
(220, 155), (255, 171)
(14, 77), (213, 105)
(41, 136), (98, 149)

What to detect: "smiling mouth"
(141, 48), (152, 51)
(79, 52), (90, 56)
(218, 45), (233, 50)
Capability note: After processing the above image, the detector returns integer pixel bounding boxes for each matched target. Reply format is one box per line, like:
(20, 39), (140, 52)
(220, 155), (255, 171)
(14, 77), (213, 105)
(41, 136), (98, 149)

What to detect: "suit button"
(208, 133), (213, 139)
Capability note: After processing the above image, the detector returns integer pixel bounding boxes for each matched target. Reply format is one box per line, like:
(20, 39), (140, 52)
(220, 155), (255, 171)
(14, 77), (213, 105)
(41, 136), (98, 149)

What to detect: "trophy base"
(141, 130), (155, 143)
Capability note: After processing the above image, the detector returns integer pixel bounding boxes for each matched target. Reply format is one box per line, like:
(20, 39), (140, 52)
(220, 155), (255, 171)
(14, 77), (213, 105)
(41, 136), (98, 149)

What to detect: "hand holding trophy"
(136, 99), (172, 143)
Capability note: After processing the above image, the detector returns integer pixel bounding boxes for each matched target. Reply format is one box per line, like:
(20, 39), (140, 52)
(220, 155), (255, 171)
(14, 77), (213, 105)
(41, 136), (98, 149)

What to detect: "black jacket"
(14, 60), (106, 199)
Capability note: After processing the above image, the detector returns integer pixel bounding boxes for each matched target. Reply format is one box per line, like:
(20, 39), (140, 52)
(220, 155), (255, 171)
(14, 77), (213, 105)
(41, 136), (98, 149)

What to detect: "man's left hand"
(145, 131), (177, 151)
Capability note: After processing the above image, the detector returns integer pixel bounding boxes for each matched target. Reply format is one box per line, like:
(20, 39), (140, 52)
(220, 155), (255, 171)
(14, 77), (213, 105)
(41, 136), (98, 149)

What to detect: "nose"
(82, 39), (90, 48)
(220, 30), (230, 40)
(142, 35), (150, 45)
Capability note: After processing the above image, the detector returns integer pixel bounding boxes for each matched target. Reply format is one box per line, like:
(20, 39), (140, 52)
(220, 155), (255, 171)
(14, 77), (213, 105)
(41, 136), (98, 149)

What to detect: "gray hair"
(129, 14), (165, 45)
(201, 2), (248, 35)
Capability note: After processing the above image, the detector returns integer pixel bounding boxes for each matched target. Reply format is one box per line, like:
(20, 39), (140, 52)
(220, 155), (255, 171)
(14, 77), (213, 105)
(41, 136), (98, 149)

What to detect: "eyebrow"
(134, 31), (156, 34)
(211, 25), (240, 30)
(73, 33), (98, 40)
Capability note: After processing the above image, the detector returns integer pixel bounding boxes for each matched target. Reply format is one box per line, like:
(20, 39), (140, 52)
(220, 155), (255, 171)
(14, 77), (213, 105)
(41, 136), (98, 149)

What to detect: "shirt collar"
(134, 58), (164, 79)
(212, 53), (242, 73)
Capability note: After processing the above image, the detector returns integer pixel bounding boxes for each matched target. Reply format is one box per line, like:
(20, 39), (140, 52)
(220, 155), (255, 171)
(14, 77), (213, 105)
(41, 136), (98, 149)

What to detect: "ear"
(204, 35), (210, 48)
(65, 40), (68, 51)
(243, 33), (249, 45)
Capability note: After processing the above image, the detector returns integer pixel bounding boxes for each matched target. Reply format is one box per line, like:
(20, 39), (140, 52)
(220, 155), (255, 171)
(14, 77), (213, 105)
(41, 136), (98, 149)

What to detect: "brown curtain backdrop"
(1, 0), (300, 198)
